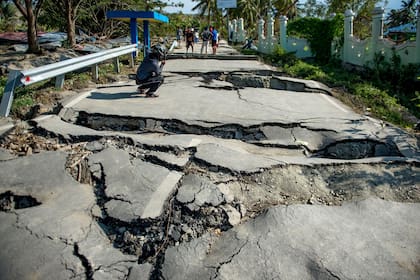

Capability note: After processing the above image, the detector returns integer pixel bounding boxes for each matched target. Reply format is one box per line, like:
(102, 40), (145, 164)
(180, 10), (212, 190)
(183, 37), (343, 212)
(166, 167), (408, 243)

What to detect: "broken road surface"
(1, 42), (419, 279)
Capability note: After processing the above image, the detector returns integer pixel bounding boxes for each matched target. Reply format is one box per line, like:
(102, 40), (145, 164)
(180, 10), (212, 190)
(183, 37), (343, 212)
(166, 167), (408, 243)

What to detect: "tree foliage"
(386, 0), (418, 27)
(297, 0), (328, 18)
(0, 1), (18, 31)
(326, 0), (381, 38)
(192, 0), (219, 25)
(12, 0), (45, 53)
(287, 14), (344, 63)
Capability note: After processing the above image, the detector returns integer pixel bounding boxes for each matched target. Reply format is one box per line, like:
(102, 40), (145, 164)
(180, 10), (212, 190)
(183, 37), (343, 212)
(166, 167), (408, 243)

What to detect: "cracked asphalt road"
(0, 42), (419, 279)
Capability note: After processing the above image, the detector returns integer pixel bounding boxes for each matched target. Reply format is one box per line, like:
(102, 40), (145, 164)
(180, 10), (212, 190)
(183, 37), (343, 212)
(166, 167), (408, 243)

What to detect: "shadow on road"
(87, 91), (149, 100)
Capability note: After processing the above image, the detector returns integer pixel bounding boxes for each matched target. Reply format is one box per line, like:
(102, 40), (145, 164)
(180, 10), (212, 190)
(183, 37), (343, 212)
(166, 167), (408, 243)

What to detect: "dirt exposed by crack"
(1, 68), (420, 278)
(1, 119), (419, 278)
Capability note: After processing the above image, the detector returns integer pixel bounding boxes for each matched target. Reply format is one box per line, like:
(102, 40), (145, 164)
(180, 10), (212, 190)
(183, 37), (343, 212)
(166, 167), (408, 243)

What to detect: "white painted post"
(416, 6), (420, 63)
(343, 9), (355, 63)
(232, 19), (237, 43)
(238, 18), (245, 42)
(279, 15), (288, 51)
(267, 12), (275, 52)
(258, 18), (265, 52)
(371, 7), (385, 61)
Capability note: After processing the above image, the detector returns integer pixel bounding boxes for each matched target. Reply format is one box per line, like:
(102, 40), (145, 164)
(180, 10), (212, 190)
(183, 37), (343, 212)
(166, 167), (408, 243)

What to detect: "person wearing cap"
(135, 45), (166, 97)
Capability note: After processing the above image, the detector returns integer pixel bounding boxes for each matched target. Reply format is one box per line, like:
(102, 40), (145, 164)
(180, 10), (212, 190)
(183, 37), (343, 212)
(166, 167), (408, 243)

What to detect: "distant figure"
(200, 27), (212, 55)
(135, 45), (166, 97)
(176, 27), (183, 47)
(185, 27), (194, 55)
(194, 29), (199, 43)
(242, 37), (255, 49)
(210, 26), (219, 55)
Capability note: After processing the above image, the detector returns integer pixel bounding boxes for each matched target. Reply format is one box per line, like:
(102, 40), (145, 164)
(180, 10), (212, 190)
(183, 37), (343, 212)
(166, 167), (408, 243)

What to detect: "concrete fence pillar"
(231, 19), (237, 43)
(343, 9), (355, 62)
(238, 18), (245, 42)
(258, 18), (265, 51)
(267, 12), (274, 38)
(267, 12), (275, 52)
(279, 15), (288, 50)
(372, 7), (385, 40)
(371, 6), (385, 60)
(416, 5), (420, 63)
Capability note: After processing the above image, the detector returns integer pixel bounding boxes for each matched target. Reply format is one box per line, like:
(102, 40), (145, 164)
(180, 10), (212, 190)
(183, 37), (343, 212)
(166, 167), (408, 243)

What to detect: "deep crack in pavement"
(0, 64), (419, 279)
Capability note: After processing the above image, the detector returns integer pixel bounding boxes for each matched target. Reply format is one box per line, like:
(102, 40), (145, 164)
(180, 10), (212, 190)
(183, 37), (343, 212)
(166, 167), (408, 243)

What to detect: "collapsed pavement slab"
(0, 151), (144, 279)
(88, 147), (182, 222)
(0, 212), (84, 280)
(161, 198), (420, 280)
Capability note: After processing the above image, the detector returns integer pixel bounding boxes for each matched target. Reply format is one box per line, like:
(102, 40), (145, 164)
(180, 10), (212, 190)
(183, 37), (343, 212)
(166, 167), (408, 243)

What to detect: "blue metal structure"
(106, 11), (169, 56)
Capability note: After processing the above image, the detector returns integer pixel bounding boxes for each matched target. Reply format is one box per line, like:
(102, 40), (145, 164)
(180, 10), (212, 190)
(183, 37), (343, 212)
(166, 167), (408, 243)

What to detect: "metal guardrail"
(0, 43), (138, 117)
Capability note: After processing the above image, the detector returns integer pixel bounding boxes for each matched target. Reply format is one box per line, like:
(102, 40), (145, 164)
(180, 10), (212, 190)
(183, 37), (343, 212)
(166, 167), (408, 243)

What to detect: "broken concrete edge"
(39, 111), (419, 160)
(166, 54), (259, 61)
(271, 76), (332, 95)
(0, 122), (15, 137)
(30, 115), (420, 166)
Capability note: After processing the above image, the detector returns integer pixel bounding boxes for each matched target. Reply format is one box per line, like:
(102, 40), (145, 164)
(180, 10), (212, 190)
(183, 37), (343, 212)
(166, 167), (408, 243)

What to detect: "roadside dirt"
(0, 44), (135, 120)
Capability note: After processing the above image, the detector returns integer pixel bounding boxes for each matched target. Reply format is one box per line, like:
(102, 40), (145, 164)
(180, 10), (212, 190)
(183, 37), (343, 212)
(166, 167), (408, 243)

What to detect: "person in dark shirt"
(201, 27), (212, 55)
(185, 27), (194, 55)
(136, 44), (166, 97)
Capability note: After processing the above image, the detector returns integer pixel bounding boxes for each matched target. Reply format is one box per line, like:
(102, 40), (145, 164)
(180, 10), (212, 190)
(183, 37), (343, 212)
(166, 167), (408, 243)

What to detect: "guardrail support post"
(113, 57), (120, 73)
(0, 70), (21, 117)
(129, 54), (135, 68)
(92, 64), (99, 81)
(55, 74), (65, 89)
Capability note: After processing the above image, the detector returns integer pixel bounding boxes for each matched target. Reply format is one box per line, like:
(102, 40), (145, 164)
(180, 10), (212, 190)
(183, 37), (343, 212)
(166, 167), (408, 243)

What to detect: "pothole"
(0, 191), (42, 211)
(317, 139), (401, 159)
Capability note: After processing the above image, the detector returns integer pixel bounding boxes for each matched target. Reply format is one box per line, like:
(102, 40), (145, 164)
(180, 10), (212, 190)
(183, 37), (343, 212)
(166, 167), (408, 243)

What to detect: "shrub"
(287, 15), (344, 64)
(267, 45), (298, 66)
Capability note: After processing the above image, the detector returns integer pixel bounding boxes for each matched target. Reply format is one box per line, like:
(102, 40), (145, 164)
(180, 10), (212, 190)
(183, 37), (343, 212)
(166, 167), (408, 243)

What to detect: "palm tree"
(273, 0), (298, 19)
(230, 0), (258, 28)
(386, 0), (418, 27)
(192, 0), (217, 24)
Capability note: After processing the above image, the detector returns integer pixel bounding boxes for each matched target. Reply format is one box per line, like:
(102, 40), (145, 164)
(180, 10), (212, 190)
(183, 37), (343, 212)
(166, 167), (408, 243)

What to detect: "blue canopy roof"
(106, 11), (168, 23)
(385, 23), (416, 34)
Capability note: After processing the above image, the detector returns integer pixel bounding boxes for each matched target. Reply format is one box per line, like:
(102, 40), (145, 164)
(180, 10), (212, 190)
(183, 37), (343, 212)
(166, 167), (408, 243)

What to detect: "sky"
(164, 0), (403, 15)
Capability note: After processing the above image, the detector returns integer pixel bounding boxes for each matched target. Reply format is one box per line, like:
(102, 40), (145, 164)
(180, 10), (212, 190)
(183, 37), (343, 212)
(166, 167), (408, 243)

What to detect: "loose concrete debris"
(0, 69), (419, 279)
(161, 198), (420, 280)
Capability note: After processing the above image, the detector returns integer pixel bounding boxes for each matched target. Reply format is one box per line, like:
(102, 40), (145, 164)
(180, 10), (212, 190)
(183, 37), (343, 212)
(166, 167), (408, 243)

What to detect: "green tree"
(326, 0), (381, 38)
(12, 0), (45, 53)
(386, 0), (418, 27)
(192, 0), (219, 25)
(298, 0), (328, 18)
(0, 1), (18, 31)
(230, 0), (259, 30)
(273, 0), (298, 19)
(57, 0), (84, 46)
(287, 14), (344, 63)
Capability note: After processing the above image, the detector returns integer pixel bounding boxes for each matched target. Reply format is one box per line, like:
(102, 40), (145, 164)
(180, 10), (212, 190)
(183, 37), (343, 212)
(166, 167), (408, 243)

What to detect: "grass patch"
(283, 60), (418, 129)
(65, 72), (92, 89)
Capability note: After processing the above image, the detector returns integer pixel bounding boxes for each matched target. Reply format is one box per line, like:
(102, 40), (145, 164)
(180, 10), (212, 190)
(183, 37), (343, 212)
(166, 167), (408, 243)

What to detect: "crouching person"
(136, 44), (166, 97)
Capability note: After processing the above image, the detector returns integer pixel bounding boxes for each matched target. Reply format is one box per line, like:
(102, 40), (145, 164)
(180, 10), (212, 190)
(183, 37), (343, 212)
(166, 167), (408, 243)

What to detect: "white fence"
(229, 6), (420, 66)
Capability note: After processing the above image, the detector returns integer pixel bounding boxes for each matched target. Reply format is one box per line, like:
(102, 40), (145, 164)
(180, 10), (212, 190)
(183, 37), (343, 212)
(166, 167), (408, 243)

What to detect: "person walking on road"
(210, 26), (219, 55)
(176, 27), (183, 47)
(185, 27), (194, 55)
(135, 45), (166, 97)
(200, 27), (212, 55)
